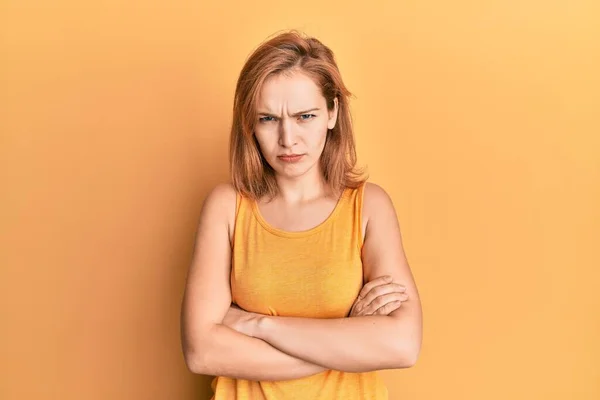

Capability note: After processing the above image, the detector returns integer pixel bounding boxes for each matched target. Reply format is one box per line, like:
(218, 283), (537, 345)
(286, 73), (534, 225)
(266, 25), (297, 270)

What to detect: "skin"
(180, 68), (423, 380)
(252, 70), (341, 229)
(242, 69), (411, 318)
(255, 70), (336, 182)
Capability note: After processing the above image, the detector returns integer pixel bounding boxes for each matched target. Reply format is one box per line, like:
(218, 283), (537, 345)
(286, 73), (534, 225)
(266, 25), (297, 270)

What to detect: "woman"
(180, 30), (423, 399)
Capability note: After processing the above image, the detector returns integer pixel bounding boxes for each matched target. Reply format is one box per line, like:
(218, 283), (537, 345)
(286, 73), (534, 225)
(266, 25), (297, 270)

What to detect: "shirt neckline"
(251, 188), (349, 238)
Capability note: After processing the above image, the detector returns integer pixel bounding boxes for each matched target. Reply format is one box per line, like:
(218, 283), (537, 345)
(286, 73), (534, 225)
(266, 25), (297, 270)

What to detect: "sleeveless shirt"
(210, 183), (389, 399)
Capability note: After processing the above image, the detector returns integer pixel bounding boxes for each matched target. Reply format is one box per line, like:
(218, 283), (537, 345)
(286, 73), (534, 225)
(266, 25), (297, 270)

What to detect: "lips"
(278, 154), (304, 162)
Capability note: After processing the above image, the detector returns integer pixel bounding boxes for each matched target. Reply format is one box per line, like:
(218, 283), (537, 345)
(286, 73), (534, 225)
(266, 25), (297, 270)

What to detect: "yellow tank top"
(211, 183), (389, 399)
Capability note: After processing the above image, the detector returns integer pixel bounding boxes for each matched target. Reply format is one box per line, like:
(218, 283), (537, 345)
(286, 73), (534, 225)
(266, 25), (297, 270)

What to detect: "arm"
(180, 183), (328, 381)
(251, 183), (423, 373)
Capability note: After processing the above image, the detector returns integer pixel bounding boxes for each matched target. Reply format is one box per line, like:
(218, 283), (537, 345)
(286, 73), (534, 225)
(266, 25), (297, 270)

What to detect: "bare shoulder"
(363, 181), (392, 202)
(201, 182), (237, 237)
(203, 182), (237, 212)
(362, 182), (398, 226)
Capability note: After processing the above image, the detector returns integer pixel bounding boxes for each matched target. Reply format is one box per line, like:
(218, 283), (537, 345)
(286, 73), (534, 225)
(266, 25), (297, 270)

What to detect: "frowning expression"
(254, 70), (338, 180)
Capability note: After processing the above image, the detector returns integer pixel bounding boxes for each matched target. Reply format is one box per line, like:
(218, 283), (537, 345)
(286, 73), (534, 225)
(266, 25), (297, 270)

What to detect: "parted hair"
(229, 30), (366, 200)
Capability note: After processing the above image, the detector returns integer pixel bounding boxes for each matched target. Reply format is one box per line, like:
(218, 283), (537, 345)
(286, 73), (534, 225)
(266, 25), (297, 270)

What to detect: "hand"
(349, 275), (409, 317)
(222, 303), (261, 337)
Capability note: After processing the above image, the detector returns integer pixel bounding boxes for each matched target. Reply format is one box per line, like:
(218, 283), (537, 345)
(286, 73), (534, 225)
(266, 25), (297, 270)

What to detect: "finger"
(357, 275), (393, 299)
(373, 300), (403, 316)
(354, 283), (406, 316)
(349, 294), (371, 317)
(348, 302), (357, 317)
(360, 283), (407, 308)
(363, 292), (409, 315)
(358, 275), (406, 299)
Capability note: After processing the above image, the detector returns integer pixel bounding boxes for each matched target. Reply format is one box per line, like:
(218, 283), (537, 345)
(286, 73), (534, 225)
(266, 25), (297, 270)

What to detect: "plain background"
(1, 1), (599, 399)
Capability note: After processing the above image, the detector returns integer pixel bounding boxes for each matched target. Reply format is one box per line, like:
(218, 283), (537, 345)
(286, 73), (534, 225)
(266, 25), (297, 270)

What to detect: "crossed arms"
(180, 183), (423, 381)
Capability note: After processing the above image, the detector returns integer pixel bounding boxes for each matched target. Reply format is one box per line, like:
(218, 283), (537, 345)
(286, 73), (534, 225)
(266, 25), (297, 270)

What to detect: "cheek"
(254, 132), (276, 155)
(313, 126), (329, 148)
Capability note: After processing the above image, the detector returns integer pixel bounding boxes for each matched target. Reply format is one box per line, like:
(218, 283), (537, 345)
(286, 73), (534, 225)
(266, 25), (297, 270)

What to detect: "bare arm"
(200, 324), (328, 381)
(180, 183), (328, 381)
(254, 314), (408, 373)
(249, 183), (423, 372)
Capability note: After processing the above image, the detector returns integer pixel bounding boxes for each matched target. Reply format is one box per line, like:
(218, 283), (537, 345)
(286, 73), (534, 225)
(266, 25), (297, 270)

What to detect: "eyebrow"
(257, 107), (321, 117)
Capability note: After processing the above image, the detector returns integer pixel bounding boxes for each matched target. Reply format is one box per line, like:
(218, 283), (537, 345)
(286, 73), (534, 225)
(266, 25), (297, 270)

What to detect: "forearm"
(255, 315), (414, 373)
(192, 323), (328, 381)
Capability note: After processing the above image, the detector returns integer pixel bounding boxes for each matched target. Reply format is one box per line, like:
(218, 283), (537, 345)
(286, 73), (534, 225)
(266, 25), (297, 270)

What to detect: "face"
(253, 70), (338, 180)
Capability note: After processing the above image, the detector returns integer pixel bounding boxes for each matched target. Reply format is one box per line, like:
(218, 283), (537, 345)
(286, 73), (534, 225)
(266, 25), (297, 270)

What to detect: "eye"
(259, 116), (276, 123)
(300, 114), (316, 121)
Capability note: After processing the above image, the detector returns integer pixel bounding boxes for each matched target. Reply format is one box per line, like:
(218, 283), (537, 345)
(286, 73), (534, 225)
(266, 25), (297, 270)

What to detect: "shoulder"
(362, 181), (391, 201)
(200, 182), (238, 240)
(362, 182), (397, 225)
(202, 182), (237, 214)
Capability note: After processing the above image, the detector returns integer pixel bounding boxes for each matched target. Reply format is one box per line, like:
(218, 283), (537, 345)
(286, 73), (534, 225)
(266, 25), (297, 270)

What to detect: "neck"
(274, 166), (330, 204)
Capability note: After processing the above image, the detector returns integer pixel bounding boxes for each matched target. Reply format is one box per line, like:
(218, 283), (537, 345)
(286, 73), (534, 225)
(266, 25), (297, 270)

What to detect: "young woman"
(181, 30), (423, 400)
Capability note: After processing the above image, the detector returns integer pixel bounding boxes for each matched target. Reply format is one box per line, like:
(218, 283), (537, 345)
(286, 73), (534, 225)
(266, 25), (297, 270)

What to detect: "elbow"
(398, 345), (421, 368)
(182, 325), (218, 375)
(390, 319), (422, 368)
(358, 345), (419, 373)
(401, 347), (420, 368)
(183, 339), (212, 375)
(389, 347), (419, 369)
(184, 350), (207, 375)
(392, 339), (421, 369)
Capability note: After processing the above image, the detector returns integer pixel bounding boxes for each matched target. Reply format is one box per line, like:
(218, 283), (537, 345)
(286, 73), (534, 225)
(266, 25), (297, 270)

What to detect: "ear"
(327, 97), (339, 130)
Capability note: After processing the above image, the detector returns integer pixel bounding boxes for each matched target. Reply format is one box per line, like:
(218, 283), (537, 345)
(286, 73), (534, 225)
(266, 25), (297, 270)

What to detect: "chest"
(231, 234), (363, 318)
(256, 197), (340, 232)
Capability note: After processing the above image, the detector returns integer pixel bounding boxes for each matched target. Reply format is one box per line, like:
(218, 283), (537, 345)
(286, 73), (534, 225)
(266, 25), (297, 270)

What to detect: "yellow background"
(2, 1), (599, 399)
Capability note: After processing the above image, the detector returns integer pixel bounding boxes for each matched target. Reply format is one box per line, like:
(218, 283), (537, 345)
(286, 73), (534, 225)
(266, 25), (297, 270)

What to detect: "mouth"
(277, 154), (304, 163)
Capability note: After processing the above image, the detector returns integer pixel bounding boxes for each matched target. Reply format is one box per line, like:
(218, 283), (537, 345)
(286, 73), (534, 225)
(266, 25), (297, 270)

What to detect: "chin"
(276, 167), (310, 179)
(272, 160), (315, 179)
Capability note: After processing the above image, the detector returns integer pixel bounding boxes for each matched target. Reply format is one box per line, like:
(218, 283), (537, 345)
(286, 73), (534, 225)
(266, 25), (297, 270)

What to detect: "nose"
(278, 118), (297, 148)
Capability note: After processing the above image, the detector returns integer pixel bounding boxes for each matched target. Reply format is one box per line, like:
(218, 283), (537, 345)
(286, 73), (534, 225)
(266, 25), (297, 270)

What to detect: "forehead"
(256, 71), (324, 110)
